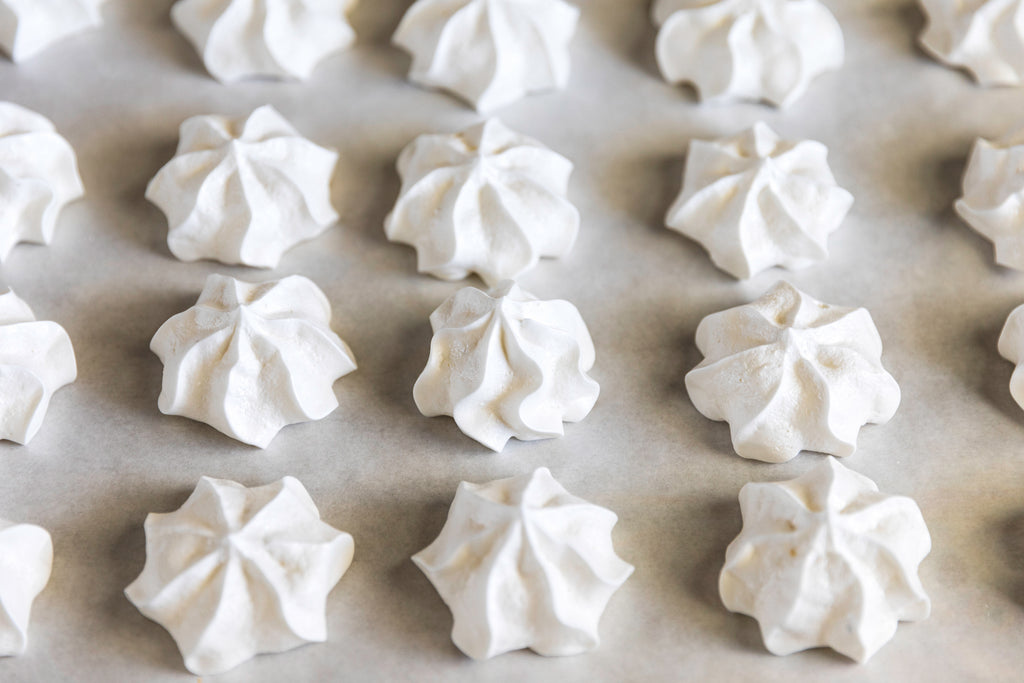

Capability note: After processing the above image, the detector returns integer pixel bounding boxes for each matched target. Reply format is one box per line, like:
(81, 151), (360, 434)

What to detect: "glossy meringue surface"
(686, 281), (900, 462)
(0, 519), (52, 657)
(414, 467), (633, 660)
(146, 105), (339, 269)
(171, 0), (359, 82)
(721, 458), (931, 663)
(125, 476), (354, 675)
(414, 281), (598, 451)
(666, 122), (853, 279)
(652, 0), (844, 107)
(386, 119), (579, 286)
(919, 0), (1024, 86)
(393, 0), (580, 111)
(150, 274), (357, 448)
(0, 0), (106, 62)
(0, 101), (84, 261)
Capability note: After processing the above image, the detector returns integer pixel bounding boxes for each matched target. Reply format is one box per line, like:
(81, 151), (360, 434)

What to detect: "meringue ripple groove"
(0, 289), (76, 445)
(414, 281), (598, 451)
(956, 128), (1024, 269)
(385, 119), (579, 286)
(0, 0), (107, 62)
(413, 468), (633, 660)
(0, 519), (52, 657)
(146, 105), (339, 268)
(0, 102), (84, 261)
(125, 476), (354, 676)
(171, 0), (359, 82)
(392, 0), (580, 112)
(666, 122), (853, 279)
(652, 0), (844, 107)
(150, 274), (357, 448)
(685, 282), (900, 463)
(997, 303), (1024, 410)
(919, 0), (1024, 86)
(720, 458), (931, 663)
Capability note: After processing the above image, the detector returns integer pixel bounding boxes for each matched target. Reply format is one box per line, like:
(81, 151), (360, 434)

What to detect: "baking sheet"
(1, 1), (1022, 680)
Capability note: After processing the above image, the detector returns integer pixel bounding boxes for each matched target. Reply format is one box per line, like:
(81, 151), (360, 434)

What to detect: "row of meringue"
(3, 460), (930, 672)
(149, 273), (598, 450)
(7, 2), (1024, 110)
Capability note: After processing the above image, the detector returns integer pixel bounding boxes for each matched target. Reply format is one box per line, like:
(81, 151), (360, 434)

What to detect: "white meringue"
(414, 467), (633, 660)
(919, 0), (1024, 86)
(146, 105), (339, 269)
(956, 129), (1024, 269)
(997, 303), (1024, 409)
(0, 289), (77, 445)
(0, 102), (84, 261)
(0, 519), (52, 656)
(392, 0), (580, 112)
(720, 457), (931, 663)
(150, 274), (357, 448)
(414, 281), (598, 451)
(0, 0), (106, 62)
(666, 122), (853, 280)
(171, 0), (358, 82)
(685, 281), (900, 463)
(125, 476), (354, 676)
(652, 0), (844, 107)
(385, 119), (579, 286)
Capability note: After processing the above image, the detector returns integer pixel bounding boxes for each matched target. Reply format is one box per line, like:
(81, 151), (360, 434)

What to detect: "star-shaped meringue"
(0, 0), (107, 62)
(652, 0), (845, 107)
(0, 289), (77, 445)
(125, 476), (355, 675)
(414, 281), (598, 451)
(0, 102), (84, 261)
(0, 519), (52, 656)
(720, 458), (931, 662)
(150, 274), (357, 448)
(393, 0), (580, 112)
(171, 0), (359, 82)
(386, 119), (579, 286)
(146, 105), (339, 269)
(956, 129), (1024, 269)
(414, 467), (633, 660)
(666, 122), (853, 279)
(685, 281), (900, 462)
(919, 0), (1024, 86)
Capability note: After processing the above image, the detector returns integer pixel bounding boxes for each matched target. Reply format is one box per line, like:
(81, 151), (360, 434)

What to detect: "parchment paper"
(0, 1), (1021, 681)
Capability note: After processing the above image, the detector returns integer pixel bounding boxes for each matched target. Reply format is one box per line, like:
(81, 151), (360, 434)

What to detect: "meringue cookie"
(956, 129), (1024, 269)
(385, 119), (579, 286)
(997, 303), (1024, 409)
(0, 290), (77, 445)
(171, 0), (359, 82)
(0, 0), (107, 62)
(919, 0), (1024, 86)
(652, 0), (845, 107)
(125, 476), (354, 676)
(414, 467), (633, 660)
(685, 281), (900, 463)
(150, 274), (357, 448)
(0, 519), (52, 656)
(720, 457), (931, 662)
(414, 281), (598, 451)
(146, 105), (339, 269)
(392, 0), (580, 112)
(0, 102), (84, 261)
(667, 122), (853, 280)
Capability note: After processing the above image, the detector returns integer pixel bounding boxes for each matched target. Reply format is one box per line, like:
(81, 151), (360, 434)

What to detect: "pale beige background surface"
(0, 1), (1021, 680)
